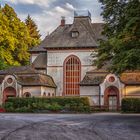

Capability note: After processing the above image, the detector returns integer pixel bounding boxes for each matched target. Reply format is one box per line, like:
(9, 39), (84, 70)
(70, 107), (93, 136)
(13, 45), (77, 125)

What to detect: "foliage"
(25, 15), (41, 48)
(121, 98), (140, 113)
(0, 4), (41, 70)
(0, 57), (8, 70)
(3, 97), (91, 113)
(93, 0), (140, 74)
(0, 105), (6, 112)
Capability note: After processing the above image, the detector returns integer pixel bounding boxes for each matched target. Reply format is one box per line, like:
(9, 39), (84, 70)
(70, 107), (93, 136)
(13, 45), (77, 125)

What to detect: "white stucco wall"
(0, 75), (21, 104)
(30, 53), (38, 63)
(0, 85), (3, 105)
(47, 49), (96, 96)
(22, 86), (56, 97)
(80, 86), (100, 105)
(22, 86), (41, 97)
(122, 86), (140, 98)
(41, 86), (56, 97)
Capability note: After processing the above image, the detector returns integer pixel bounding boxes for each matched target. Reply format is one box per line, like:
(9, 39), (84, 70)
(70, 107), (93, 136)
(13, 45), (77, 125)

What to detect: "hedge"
(121, 98), (140, 113)
(3, 97), (90, 113)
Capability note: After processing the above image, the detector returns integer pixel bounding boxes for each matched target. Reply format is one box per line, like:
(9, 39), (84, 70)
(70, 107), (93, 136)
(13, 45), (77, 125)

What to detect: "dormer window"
(71, 31), (79, 38)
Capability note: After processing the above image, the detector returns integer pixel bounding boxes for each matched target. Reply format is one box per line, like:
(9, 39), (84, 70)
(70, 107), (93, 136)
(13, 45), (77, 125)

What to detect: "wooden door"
(109, 96), (117, 111)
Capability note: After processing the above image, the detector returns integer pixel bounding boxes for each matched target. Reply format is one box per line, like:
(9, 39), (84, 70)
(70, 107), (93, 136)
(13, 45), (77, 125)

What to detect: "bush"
(46, 103), (63, 111)
(3, 97), (90, 113)
(121, 98), (140, 113)
(0, 105), (6, 113)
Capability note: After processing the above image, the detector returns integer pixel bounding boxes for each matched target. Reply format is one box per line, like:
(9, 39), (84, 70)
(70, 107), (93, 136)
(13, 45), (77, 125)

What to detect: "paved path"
(0, 113), (139, 140)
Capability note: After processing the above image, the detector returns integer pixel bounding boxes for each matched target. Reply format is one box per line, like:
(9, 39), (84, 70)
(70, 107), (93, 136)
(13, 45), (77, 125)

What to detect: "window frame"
(63, 55), (81, 96)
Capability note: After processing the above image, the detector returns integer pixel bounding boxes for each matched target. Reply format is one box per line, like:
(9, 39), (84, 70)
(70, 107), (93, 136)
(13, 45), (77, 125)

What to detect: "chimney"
(61, 16), (65, 26)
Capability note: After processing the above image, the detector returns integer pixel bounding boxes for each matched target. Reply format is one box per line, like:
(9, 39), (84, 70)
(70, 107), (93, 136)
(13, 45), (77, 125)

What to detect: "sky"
(1, 0), (103, 39)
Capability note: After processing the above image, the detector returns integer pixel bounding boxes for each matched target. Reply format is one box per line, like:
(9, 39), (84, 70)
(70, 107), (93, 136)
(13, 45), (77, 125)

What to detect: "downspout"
(46, 51), (48, 74)
(99, 85), (101, 108)
(55, 87), (56, 97)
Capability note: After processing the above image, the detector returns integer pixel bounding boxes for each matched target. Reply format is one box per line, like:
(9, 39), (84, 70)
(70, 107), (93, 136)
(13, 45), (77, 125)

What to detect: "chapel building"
(30, 10), (104, 97)
(0, 11), (140, 111)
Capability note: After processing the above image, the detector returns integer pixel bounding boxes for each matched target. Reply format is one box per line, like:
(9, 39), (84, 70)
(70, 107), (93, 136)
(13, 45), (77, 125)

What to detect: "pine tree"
(25, 15), (41, 48)
(93, 0), (140, 74)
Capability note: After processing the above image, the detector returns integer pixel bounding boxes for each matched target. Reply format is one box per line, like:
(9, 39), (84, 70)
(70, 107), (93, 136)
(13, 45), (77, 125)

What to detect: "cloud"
(5, 0), (56, 7)
(2, 0), (103, 39)
(18, 3), (76, 39)
(54, 6), (68, 14)
(65, 3), (76, 11)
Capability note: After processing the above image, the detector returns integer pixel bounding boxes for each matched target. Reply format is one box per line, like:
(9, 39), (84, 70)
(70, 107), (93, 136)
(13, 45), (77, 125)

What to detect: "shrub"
(46, 103), (63, 111)
(3, 97), (90, 113)
(0, 105), (6, 113)
(121, 98), (140, 113)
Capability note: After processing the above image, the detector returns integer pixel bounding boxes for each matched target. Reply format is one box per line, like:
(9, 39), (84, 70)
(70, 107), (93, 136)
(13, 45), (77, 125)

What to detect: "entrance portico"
(104, 86), (120, 111)
(3, 87), (16, 102)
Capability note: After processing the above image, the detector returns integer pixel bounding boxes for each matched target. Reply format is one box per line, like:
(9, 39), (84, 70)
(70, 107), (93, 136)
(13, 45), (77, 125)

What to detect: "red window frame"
(63, 55), (81, 96)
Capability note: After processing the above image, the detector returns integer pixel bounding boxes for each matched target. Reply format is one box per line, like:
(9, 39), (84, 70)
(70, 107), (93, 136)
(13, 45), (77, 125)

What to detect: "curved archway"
(48, 93), (51, 97)
(24, 92), (31, 98)
(63, 55), (81, 96)
(3, 87), (16, 102)
(43, 92), (46, 97)
(104, 86), (120, 111)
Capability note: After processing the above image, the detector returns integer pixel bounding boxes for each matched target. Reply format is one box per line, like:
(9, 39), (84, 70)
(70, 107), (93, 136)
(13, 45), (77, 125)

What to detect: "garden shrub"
(4, 97), (90, 113)
(121, 98), (140, 113)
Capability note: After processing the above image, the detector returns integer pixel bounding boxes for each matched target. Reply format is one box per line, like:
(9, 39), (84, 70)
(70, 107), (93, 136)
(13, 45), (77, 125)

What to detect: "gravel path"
(0, 113), (139, 140)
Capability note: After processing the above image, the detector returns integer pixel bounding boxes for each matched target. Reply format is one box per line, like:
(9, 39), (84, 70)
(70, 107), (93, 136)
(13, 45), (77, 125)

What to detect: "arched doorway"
(3, 87), (16, 102)
(104, 86), (120, 111)
(63, 55), (81, 96)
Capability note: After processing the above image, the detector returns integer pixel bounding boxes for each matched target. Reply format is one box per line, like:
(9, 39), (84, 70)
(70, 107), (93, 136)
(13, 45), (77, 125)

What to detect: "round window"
(7, 78), (13, 84)
(24, 92), (31, 98)
(109, 76), (115, 82)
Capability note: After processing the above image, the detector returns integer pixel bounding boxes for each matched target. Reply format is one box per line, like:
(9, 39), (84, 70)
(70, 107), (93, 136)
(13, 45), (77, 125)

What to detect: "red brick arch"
(63, 55), (81, 96)
(3, 87), (16, 102)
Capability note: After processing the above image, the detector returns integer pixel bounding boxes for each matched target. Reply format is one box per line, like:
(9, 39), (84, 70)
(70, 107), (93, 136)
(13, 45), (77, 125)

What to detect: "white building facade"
(0, 11), (140, 111)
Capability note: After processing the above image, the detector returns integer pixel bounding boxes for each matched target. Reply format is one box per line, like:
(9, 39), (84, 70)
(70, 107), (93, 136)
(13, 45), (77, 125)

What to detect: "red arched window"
(63, 55), (81, 96)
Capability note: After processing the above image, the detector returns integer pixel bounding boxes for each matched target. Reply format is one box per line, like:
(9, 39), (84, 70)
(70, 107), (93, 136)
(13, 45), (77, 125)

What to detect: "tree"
(0, 4), (41, 70)
(25, 15), (41, 48)
(0, 4), (31, 67)
(94, 0), (140, 74)
(0, 57), (8, 70)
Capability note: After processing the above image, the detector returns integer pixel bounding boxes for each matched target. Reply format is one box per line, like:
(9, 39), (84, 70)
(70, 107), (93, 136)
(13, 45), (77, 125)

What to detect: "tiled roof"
(17, 74), (56, 88)
(81, 69), (140, 86)
(80, 75), (106, 86)
(0, 66), (37, 75)
(120, 71), (140, 85)
(29, 40), (47, 52)
(30, 17), (105, 51)
(80, 70), (108, 86)
(32, 53), (47, 69)
(0, 66), (56, 88)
